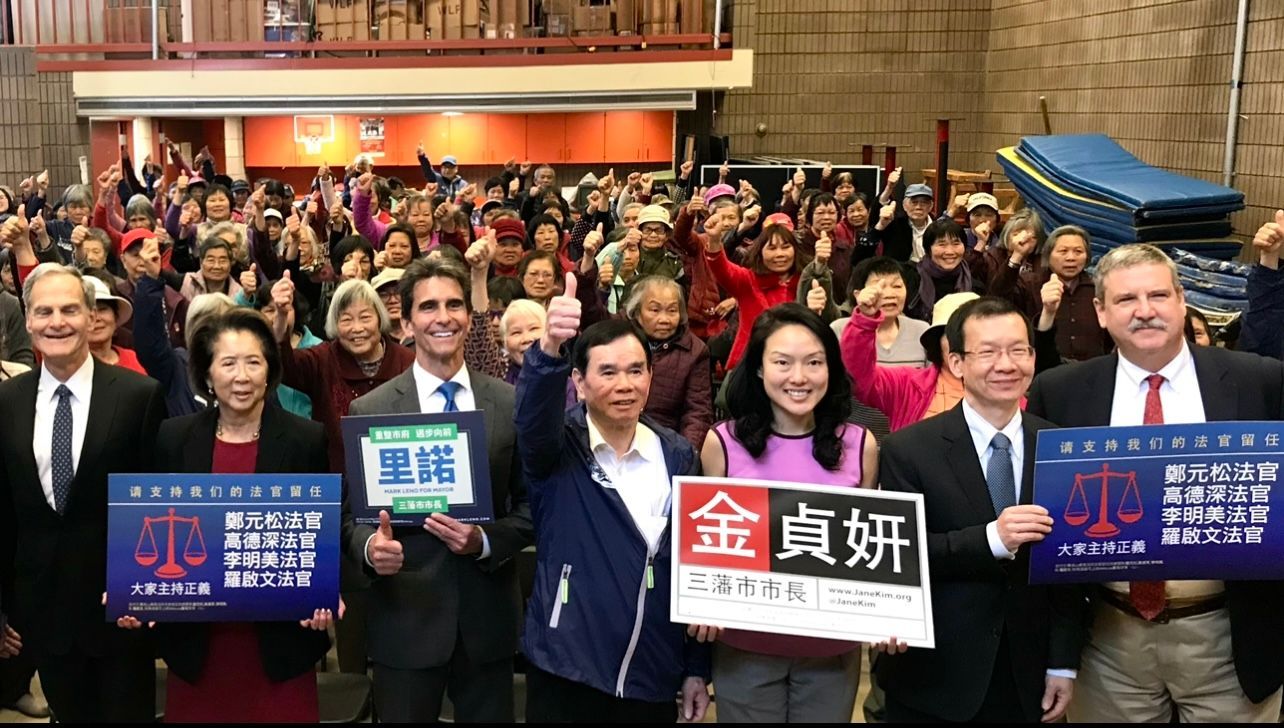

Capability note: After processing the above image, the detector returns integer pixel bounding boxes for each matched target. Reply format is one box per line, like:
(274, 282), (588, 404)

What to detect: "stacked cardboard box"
(373, 0), (427, 40)
(314, 0), (371, 41)
(640, 0), (678, 34)
(190, 0), (266, 42)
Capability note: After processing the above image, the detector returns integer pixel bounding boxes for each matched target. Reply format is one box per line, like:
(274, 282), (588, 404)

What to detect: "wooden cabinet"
(446, 114), (488, 165)
(604, 111), (645, 161)
(564, 112), (605, 164)
(401, 115), (452, 166)
(525, 115), (566, 164)
(641, 111), (674, 163)
(485, 114), (527, 164)
(245, 116), (300, 168)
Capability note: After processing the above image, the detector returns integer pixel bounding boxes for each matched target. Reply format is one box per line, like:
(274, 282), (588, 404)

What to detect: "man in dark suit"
(0, 263), (166, 722)
(1027, 243), (1284, 722)
(336, 253), (533, 722)
(878, 297), (1086, 723)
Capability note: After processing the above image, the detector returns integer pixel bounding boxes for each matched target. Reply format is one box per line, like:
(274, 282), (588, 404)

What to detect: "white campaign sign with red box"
(671, 476), (935, 648)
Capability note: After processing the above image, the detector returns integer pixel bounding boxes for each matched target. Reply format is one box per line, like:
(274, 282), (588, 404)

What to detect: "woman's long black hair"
(725, 303), (852, 470)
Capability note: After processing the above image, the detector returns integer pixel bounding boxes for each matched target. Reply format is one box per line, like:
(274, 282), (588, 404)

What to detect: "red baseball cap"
(118, 227), (155, 257)
(764, 212), (795, 232)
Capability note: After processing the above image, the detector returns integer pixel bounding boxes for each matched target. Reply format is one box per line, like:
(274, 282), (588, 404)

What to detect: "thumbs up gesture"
(583, 222), (604, 258)
(877, 200), (897, 229)
(856, 281), (884, 318)
(541, 272), (583, 357)
(141, 234), (162, 280)
(1253, 210), (1284, 266)
(367, 510), (405, 576)
(465, 231), (494, 271)
(806, 279), (827, 315)
(240, 263), (258, 296)
(286, 206), (302, 239)
(792, 167), (806, 189)
(270, 269), (295, 343)
(814, 232), (832, 267)
(972, 219), (992, 250)
(1041, 275), (1065, 316)
(886, 167), (902, 188)
(70, 224), (89, 247)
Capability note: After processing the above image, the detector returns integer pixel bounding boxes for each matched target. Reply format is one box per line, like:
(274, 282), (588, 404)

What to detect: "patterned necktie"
(987, 433), (1016, 514)
(51, 384), (74, 514)
(437, 381), (461, 413)
(1131, 374), (1167, 620)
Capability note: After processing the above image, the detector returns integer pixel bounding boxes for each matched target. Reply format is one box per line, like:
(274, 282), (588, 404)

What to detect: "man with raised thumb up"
(340, 255), (531, 723)
(1242, 209), (1284, 358)
(514, 273), (713, 723)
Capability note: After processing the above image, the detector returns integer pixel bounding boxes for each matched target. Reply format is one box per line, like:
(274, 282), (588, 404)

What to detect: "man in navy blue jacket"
(515, 272), (712, 723)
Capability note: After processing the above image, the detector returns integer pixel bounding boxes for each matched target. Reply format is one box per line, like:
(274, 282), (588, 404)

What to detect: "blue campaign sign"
(106, 474), (342, 622)
(1030, 422), (1284, 584)
(341, 411), (494, 527)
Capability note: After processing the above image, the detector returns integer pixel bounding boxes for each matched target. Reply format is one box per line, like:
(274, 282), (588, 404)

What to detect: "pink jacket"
(840, 312), (940, 432)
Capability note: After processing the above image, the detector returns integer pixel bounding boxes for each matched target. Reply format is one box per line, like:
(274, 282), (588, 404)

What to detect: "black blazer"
(1027, 346), (1284, 703)
(876, 404), (1088, 722)
(0, 361), (166, 660)
(151, 404), (331, 684)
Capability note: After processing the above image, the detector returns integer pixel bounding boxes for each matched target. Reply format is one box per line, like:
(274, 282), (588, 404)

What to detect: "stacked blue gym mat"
(996, 134), (1248, 315)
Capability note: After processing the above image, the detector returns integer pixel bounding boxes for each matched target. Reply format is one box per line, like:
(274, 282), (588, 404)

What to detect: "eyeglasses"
(640, 226), (668, 238)
(961, 345), (1035, 364)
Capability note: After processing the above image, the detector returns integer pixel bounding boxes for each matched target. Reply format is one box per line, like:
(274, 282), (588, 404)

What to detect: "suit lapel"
(391, 368), (420, 414)
(1192, 347), (1236, 422)
(470, 370), (499, 450)
(12, 372), (43, 507)
(70, 362), (120, 511)
(1082, 354), (1118, 427)
(941, 406), (998, 520)
(1019, 420), (1040, 505)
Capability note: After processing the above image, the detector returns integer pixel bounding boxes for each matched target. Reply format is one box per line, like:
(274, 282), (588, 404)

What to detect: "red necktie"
(1130, 374), (1167, 620)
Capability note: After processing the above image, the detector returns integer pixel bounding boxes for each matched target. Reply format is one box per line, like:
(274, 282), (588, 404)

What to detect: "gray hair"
(22, 263), (94, 311)
(1042, 225), (1091, 266)
(499, 298), (547, 340)
(125, 194), (156, 221)
(61, 184), (93, 209)
(183, 292), (236, 349)
(326, 279), (391, 339)
(997, 208), (1044, 253)
(1092, 243), (1182, 299)
(621, 275), (688, 325)
(205, 220), (245, 249)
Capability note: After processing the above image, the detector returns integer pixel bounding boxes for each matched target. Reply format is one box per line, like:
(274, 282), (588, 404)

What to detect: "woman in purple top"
(699, 303), (878, 723)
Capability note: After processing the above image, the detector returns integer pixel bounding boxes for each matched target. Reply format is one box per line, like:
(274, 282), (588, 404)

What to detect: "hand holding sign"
(423, 514), (484, 555)
(996, 505), (1053, 553)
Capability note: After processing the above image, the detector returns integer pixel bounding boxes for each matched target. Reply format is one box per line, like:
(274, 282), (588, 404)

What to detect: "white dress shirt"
(412, 361), (477, 414)
(586, 416), (671, 552)
(960, 399), (1025, 561)
(366, 362), (489, 564)
(1109, 341), (1206, 426)
(962, 398), (1075, 679)
(34, 355), (95, 510)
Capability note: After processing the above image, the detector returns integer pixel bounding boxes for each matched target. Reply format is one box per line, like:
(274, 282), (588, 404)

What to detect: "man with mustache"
(1027, 243), (1284, 722)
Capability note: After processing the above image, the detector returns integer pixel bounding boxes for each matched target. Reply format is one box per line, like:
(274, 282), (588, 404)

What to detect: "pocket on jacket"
(548, 563), (573, 629)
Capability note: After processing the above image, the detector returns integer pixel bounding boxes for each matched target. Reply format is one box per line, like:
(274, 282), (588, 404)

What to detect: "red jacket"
(279, 334), (416, 472)
(706, 248), (801, 370)
(672, 208), (728, 340)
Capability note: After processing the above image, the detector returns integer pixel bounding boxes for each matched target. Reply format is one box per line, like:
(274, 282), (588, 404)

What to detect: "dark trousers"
(525, 664), (677, 723)
(372, 634), (513, 722)
(335, 588), (369, 674)
(885, 640), (1027, 724)
(38, 649), (155, 723)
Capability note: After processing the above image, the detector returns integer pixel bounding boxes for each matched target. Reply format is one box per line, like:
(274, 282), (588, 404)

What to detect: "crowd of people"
(1, 138), (1284, 723)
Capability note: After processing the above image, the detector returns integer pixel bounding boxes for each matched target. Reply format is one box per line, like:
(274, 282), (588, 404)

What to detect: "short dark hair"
(726, 303), (851, 470)
(806, 192), (837, 225)
(330, 235), (375, 279)
(944, 296), (1032, 356)
(487, 275), (525, 307)
(200, 184), (231, 217)
(742, 225), (803, 276)
(924, 218), (965, 252)
(526, 213), (564, 250)
(399, 255), (473, 317)
(572, 319), (651, 374)
(381, 222), (422, 259)
(254, 279), (312, 335)
(844, 191), (872, 213)
(263, 179), (287, 198)
(188, 308), (283, 397)
(847, 256), (911, 308)
(1185, 305), (1210, 345)
(484, 176), (505, 193)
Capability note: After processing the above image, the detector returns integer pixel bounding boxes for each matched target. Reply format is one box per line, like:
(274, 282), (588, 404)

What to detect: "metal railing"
(3, 0), (731, 68)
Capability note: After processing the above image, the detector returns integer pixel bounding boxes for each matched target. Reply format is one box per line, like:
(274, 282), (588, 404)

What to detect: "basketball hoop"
(293, 114), (335, 156)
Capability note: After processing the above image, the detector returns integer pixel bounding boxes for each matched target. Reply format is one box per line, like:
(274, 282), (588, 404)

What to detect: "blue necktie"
(51, 384), (74, 514)
(987, 433), (1016, 514)
(437, 381), (461, 413)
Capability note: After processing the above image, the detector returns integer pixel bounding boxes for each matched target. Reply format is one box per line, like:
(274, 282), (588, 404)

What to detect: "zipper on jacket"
(549, 563), (572, 629)
(615, 549), (655, 697)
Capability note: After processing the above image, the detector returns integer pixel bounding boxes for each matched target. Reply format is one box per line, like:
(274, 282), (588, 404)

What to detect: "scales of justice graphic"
(1063, 463), (1144, 538)
(134, 508), (207, 579)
